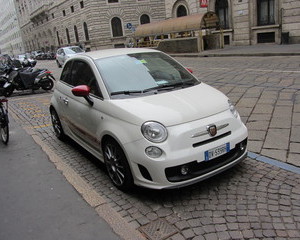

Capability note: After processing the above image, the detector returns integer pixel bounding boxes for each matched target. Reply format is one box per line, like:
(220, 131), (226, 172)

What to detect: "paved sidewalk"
(0, 115), (120, 240)
(171, 43), (300, 57)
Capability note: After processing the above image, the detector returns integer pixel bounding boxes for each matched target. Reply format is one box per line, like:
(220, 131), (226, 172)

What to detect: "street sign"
(126, 23), (132, 30)
(200, 0), (208, 8)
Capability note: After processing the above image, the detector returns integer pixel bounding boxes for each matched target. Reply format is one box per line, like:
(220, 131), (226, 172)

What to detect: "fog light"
(240, 142), (247, 151)
(145, 146), (163, 158)
(181, 165), (189, 175)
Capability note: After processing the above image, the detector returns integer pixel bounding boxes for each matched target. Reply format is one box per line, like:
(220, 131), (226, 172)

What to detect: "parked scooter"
(22, 58), (37, 68)
(1, 61), (55, 97)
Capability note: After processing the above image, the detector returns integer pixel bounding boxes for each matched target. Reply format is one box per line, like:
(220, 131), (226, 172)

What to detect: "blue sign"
(126, 23), (132, 30)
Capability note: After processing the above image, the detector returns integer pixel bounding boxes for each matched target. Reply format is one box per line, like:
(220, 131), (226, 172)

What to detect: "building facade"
(14, 0), (166, 53)
(11, 0), (300, 54)
(0, 0), (24, 55)
(165, 0), (300, 45)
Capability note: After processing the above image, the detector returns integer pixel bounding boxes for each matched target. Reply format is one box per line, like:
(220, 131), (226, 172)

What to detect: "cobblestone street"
(7, 56), (300, 240)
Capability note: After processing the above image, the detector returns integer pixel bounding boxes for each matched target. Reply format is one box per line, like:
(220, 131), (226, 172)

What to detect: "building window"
(80, 1), (84, 8)
(83, 22), (89, 41)
(177, 5), (187, 17)
(257, 0), (275, 26)
(108, 0), (119, 3)
(66, 28), (70, 44)
(140, 14), (150, 25)
(56, 31), (60, 46)
(215, 0), (229, 29)
(52, 13), (55, 18)
(111, 17), (123, 37)
(74, 26), (79, 42)
(63, 10), (66, 16)
(71, 6), (74, 13)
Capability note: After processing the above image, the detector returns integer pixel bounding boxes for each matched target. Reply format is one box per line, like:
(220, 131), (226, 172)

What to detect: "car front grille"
(165, 138), (247, 182)
(193, 131), (231, 148)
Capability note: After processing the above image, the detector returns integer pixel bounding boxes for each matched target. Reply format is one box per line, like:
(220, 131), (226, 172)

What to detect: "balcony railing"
(30, 4), (50, 23)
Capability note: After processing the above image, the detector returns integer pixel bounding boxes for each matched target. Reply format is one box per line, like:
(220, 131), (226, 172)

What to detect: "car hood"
(107, 83), (229, 127)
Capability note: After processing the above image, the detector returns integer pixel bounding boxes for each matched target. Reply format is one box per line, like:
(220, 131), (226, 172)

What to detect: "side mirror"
(72, 85), (94, 106)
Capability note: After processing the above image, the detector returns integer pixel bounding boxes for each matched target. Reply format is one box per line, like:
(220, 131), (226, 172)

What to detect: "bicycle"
(0, 97), (9, 144)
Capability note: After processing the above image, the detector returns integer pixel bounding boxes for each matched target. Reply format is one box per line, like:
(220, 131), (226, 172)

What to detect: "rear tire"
(41, 78), (54, 90)
(103, 139), (133, 191)
(50, 109), (66, 140)
(56, 60), (62, 68)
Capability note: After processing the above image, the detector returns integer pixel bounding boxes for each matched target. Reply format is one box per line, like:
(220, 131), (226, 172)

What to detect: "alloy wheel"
(104, 142), (125, 187)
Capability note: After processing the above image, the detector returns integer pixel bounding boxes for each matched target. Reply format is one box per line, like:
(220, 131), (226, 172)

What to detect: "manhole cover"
(139, 218), (178, 240)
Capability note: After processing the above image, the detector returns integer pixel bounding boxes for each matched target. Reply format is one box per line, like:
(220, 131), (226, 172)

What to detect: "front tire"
(50, 109), (66, 140)
(103, 139), (133, 191)
(3, 86), (14, 97)
(0, 107), (9, 144)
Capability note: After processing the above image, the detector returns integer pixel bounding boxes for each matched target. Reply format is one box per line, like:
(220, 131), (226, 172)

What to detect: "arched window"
(140, 14), (150, 25)
(66, 28), (70, 44)
(74, 25), (79, 43)
(215, 0), (229, 29)
(111, 17), (123, 37)
(257, 0), (275, 26)
(177, 5), (187, 17)
(83, 22), (89, 41)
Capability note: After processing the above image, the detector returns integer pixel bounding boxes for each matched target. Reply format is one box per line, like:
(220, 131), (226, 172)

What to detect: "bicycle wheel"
(0, 107), (9, 144)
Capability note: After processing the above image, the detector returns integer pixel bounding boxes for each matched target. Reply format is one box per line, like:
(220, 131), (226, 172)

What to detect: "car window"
(70, 61), (102, 98)
(65, 47), (84, 54)
(60, 61), (73, 85)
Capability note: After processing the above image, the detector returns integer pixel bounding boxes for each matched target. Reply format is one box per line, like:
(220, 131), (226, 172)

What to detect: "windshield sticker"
(134, 60), (143, 64)
(134, 59), (147, 64)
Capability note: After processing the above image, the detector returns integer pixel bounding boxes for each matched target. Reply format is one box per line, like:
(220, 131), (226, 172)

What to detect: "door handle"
(63, 97), (69, 105)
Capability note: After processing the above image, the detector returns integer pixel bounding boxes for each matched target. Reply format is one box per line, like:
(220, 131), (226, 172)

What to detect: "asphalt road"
(2, 56), (300, 240)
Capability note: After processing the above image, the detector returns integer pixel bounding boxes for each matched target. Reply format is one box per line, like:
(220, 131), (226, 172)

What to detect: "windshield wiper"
(143, 80), (198, 93)
(110, 90), (142, 96)
(111, 80), (198, 96)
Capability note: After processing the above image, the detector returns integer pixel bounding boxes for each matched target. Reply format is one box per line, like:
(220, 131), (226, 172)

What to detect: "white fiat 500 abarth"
(50, 48), (248, 191)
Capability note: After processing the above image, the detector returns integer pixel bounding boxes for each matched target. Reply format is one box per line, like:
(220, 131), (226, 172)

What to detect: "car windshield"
(95, 52), (199, 98)
(65, 47), (84, 54)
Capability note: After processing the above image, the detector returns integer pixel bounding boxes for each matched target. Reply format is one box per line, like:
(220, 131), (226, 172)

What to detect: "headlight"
(228, 100), (239, 118)
(141, 121), (168, 143)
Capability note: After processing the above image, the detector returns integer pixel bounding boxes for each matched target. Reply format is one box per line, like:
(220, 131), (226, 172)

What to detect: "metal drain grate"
(139, 218), (178, 240)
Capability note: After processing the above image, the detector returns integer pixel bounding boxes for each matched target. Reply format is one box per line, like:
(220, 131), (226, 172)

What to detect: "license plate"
(204, 143), (230, 161)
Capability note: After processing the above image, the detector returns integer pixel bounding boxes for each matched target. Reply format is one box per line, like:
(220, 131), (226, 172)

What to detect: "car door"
(62, 60), (103, 150)
(54, 60), (74, 131)
(56, 49), (63, 65)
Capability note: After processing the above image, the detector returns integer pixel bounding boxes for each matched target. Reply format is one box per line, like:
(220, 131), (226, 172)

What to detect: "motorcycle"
(1, 63), (55, 97)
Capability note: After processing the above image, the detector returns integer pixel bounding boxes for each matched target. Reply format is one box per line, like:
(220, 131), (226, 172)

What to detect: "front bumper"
(124, 109), (248, 189)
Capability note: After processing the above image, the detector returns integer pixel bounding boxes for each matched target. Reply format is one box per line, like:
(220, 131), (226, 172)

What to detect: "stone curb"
(9, 108), (145, 240)
(170, 52), (300, 58)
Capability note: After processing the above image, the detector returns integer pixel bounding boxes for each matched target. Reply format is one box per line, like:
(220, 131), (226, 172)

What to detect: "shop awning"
(135, 12), (219, 37)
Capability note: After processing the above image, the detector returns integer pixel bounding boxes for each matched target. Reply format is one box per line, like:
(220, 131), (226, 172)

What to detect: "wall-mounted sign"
(200, 0), (208, 8)
(126, 23), (132, 30)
